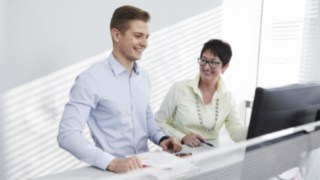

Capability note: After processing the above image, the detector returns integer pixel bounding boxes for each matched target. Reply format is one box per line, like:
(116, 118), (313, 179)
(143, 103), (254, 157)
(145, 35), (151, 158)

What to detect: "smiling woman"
(155, 39), (246, 148)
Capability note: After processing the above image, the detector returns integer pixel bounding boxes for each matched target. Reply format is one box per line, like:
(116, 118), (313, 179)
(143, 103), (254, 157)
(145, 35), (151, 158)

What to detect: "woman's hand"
(181, 134), (204, 147)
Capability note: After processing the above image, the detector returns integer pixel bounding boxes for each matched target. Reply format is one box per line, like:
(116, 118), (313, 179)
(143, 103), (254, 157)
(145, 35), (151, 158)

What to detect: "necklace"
(195, 94), (219, 132)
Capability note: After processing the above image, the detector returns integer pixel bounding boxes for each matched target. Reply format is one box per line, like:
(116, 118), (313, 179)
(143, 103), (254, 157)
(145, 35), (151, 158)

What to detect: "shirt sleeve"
(144, 74), (166, 144)
(224, 95), (247, 142)
(146, 104), (167, 145)
(155, 83), (187, 141)
(57, 74), (114, 170)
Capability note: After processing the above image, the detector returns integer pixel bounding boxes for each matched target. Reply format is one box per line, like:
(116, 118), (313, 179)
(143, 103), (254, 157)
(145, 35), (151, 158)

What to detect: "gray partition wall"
(185, 122), (320, 180)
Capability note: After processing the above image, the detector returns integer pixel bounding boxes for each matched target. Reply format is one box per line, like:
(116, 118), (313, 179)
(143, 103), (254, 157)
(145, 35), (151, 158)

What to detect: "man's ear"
(111, 28), (121, 43)
(222, 63), (229, 74)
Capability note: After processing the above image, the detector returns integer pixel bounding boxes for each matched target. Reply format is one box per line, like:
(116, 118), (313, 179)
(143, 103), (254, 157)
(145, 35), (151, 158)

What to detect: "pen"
(199, 139), (214, 147)
(175, 152), (192, 158)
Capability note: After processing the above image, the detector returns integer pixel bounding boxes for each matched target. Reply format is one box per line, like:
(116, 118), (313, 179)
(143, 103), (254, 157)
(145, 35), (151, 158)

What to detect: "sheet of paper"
(135, 150), (188, 168)
(130, 150), (199, 179)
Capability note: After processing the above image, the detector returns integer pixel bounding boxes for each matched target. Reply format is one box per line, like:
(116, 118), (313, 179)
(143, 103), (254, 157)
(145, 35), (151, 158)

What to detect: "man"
(57, 5), (182, 173)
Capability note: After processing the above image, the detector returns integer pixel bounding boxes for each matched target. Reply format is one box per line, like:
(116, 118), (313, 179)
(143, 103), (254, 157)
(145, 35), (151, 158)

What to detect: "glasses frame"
(197, 58), (222, 68)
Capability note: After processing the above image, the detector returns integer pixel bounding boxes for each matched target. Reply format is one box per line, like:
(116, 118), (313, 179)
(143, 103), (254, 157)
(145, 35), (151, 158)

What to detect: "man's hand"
(107, 156), (142, 173)
(182, 134), (204, 147)
(160, 137), (182, 152)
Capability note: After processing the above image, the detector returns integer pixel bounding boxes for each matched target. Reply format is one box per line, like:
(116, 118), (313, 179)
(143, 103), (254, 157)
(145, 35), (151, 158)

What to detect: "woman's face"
(199, 49), (228, 83)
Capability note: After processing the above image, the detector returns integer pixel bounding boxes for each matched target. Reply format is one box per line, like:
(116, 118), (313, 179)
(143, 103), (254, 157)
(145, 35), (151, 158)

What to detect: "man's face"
(115, 20), (149, 62)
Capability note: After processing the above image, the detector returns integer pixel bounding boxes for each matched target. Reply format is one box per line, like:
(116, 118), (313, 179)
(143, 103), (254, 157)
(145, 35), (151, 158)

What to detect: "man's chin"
(132, 55), (142, 61)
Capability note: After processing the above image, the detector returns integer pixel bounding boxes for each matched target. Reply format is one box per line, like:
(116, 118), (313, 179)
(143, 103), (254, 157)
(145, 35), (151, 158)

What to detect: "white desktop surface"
(30, 141), (238, 180)
(29, 122), (320, 180)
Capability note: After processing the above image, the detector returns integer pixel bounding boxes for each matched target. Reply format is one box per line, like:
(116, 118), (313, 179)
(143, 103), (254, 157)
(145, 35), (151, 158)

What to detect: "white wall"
(0, 0), (8, 179)
(0, 0), (8, 93)
(1, 0), (220, 94)
(221, 0), (262, 125)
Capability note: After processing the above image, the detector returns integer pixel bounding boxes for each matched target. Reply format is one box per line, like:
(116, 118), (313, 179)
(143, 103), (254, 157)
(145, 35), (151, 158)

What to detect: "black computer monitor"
(247, 83), (320, 139)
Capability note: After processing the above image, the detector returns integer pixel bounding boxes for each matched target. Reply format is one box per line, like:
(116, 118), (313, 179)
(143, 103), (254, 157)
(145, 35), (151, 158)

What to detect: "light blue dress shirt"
(57, 54), (166, 170)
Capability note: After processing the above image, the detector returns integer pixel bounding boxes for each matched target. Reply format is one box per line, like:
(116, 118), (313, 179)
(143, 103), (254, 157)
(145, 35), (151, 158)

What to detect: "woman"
(155, 39), (245, 147)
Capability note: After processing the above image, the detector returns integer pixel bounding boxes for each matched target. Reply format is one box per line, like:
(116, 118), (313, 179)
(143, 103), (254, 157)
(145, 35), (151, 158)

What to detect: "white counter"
(30, 141), (236, 180)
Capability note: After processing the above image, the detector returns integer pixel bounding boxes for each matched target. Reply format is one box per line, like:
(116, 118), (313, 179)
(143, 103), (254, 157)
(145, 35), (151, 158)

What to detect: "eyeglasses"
(197, 58), (222, 68)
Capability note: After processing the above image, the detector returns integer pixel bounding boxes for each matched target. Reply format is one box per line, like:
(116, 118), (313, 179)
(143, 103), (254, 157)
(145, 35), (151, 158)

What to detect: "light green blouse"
(155, 75), (245, 143)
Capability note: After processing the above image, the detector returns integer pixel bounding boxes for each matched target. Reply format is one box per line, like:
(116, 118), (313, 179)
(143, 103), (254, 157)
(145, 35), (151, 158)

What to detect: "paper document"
(133, 150), (198, 178)
(134, 151), (184, 166)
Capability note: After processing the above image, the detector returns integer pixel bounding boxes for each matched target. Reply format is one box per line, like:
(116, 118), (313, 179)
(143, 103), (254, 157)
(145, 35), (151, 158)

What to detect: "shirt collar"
(107, 54), (140, 76)
(187, 74), (228, 96)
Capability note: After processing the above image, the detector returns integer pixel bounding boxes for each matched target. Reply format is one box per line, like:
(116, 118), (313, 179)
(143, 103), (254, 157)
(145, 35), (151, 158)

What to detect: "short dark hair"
(200, 39), (232, 66)
(110, 5), (150, 34)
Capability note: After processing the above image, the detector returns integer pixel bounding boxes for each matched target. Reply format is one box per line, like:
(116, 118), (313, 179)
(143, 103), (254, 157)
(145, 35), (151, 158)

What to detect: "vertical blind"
(299, 0), (320, 83)
(257, 0), (320, 87)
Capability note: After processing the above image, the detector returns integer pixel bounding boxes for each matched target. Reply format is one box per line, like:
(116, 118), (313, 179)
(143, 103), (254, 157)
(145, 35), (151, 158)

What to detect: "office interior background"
(0, 0), (319, 179)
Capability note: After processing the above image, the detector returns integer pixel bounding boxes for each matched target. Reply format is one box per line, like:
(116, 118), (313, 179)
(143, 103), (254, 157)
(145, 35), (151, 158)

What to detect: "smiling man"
(57, 5), (181, 173)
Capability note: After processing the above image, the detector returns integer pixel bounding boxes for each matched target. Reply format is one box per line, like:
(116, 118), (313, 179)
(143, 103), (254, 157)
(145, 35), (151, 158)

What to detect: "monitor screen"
(247, 83), (320, 139)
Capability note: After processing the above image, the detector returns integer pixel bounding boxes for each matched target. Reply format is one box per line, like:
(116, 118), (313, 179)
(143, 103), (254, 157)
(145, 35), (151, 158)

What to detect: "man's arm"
(155, 82), (187, 140)
(57, 74), (114, 170)
(159, 136), (182, 152)
(144, 100), (182, 152)
(107, 156), (142, 173)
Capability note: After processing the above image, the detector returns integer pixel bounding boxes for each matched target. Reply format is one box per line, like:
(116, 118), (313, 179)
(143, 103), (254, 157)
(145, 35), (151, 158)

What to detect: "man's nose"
(140, 37), (148, 47)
